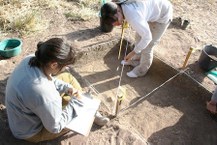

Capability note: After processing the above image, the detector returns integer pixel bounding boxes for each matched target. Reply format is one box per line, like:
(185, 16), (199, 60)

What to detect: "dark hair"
(100, 2), (118, 32)
(29, 38), (76, 68)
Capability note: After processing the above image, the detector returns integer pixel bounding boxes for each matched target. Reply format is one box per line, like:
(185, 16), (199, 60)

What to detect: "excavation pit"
(69, 39), (217, 144)
(1, 39), (217, 145)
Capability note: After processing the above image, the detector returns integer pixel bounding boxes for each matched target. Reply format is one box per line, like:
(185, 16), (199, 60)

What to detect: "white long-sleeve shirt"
(121, 0), (173, 53)
(5, 55), (80, 139)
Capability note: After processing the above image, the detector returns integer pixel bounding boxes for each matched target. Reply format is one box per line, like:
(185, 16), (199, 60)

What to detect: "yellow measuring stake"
(182, 47), (199, 69)
(118, 20), (129, 59)
(115, 86), (126, 116)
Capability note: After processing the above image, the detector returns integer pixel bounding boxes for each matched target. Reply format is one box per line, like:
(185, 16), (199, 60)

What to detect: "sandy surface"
(1, 0), (217, 144)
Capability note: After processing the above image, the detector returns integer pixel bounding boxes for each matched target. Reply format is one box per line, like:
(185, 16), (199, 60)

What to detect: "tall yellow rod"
(118, 21), (129, 59)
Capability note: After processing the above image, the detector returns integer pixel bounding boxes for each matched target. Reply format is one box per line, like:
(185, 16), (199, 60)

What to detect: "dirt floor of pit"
(68, 40), (217, 145)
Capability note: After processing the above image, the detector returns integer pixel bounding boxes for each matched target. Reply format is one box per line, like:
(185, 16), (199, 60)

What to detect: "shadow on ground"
(146, 73), (217, 144)
(65, 27), (102, 42)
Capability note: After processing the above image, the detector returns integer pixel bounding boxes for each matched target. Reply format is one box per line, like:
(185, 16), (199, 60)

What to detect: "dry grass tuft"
(0, 0), (58, 35)
(0, 0), (101, 36)
(63, 0), (101, 21)
(64, 7), (98, 21)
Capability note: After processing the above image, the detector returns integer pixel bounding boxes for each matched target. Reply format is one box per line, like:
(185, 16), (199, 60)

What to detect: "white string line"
(65, 67), (100, 95)
(119, 69), (187, 113)
(84, 79), (100, 95)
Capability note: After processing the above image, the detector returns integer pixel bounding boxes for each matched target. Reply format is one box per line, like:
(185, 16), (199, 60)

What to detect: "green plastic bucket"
(0, 38), (22, 58)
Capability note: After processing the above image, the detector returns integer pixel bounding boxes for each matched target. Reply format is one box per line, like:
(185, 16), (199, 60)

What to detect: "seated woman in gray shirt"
(5, 38), (109, 143)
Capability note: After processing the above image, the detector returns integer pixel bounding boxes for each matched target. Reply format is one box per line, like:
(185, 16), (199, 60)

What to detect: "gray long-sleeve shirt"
(5, 55), (79, 139)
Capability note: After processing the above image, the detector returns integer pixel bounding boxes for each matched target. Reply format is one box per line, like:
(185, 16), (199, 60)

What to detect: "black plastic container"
(199, 45), (217, 71)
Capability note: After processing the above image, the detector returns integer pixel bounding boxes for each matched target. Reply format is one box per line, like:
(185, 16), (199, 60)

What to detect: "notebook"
(66, 93), (101, 136)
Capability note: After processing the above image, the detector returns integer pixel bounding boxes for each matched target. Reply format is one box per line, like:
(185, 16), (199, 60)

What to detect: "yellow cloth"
(56, 72), (82, 106)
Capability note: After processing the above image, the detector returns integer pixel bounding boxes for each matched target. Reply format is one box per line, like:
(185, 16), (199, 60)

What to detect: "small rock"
(106, 96), (115, 102)
(0, 104), (6, 110)
(0, 60), (7, 66)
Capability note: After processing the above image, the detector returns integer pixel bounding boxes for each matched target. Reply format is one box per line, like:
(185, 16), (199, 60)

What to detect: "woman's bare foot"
(206, 101), (217, 114)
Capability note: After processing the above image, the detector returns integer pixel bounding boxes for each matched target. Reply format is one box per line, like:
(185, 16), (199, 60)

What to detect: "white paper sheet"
(66, 93), (101, 136)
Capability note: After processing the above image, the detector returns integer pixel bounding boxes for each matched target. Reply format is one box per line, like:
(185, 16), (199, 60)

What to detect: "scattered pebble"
(0, 60), (7, 66)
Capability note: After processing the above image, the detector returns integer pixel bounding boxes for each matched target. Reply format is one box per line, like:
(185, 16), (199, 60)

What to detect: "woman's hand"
(66, 88), (81, 98)
(124, 50), (136, 62)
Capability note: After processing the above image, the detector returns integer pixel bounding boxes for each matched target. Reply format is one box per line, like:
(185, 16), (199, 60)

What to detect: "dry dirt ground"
(1, 0), (217, 145)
